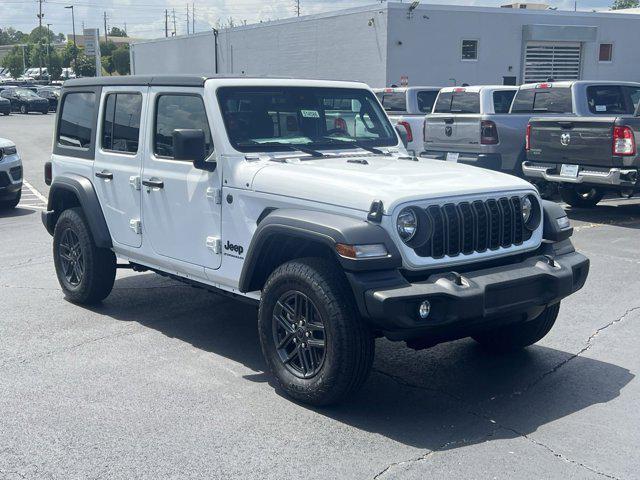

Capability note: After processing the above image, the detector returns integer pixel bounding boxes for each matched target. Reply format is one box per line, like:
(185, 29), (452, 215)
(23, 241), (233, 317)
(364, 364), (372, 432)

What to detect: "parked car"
(0, 138), (23, 209)
(0, 88), (49, 114)
(36, 86), (61, 111)
(422, 85), (521, 173)
(523, 81), (640, 208)
(374, 86), (441, 156)
(43, 75), (588, 406)
(0, 96), (10, 116)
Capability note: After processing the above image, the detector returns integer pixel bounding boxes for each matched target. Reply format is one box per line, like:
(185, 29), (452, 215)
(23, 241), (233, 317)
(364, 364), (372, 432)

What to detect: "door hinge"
(129, 219), (142, 235)
(129, 176), (141, 191)
(206, 187), (222, 204)
(206, 236), (221, 254)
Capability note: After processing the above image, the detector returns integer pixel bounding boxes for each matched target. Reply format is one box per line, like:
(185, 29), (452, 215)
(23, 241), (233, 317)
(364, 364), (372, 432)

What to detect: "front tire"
(0, 190), (21, 209)
(559, 185), (604, 208)
(53, 207), (116, 304)
(472, 303), (560, 352)
(258, 258), (374, 406)
(19, 105), (27, 114)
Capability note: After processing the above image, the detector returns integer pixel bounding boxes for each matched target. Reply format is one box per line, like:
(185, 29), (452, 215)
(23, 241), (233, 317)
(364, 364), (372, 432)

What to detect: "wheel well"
(245, 234), (338, 292)
(50, 188), (81, 226)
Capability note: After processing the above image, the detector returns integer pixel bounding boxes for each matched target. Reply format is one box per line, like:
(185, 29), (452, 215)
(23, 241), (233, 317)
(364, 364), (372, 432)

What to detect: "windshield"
(15, 89), (40, 99)
(217, 87), (397, 153)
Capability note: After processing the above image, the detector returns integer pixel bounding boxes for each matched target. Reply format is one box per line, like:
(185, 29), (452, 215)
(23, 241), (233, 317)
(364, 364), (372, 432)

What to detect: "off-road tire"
(559, 185), (604, 208)
(0, 190), (21, 209)
(472, 303), (560, 352)
(258, 258), (375, 406)
(53, 207), (116, 304)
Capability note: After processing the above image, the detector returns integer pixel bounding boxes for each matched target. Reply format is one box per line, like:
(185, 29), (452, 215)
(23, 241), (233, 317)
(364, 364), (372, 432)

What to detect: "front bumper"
(0, 103), (9, 114)
(0, 154), (23, 199)
(523, 161), (639, 188)
(421, 150), (503, 171)
(351, 247), (588, 342)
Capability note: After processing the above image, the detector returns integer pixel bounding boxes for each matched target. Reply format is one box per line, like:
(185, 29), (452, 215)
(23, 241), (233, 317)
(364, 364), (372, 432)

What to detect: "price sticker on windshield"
(301, 110), (320, 118)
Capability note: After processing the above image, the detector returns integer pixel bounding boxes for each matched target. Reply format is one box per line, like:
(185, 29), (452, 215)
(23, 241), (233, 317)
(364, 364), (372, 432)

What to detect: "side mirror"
(395, 125), (408, 148)
(172, 129), (216, 172)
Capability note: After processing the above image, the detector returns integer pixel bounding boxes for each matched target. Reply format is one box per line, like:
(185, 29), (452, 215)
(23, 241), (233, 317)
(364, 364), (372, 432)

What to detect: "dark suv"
(0, 88), (49, 114)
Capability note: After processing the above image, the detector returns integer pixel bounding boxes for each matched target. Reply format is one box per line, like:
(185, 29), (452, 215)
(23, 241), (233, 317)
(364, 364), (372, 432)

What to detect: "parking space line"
(18, 181), (48, 211)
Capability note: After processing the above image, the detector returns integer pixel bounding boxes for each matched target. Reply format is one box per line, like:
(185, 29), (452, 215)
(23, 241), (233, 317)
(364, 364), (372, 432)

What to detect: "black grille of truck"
(414, 196), (531, 259)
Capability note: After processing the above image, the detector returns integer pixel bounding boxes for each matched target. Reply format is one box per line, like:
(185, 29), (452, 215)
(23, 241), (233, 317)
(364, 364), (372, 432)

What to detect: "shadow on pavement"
(0, 207), (35, 218)
(565, 200), (640, 230)
(93, 272), (633, 451)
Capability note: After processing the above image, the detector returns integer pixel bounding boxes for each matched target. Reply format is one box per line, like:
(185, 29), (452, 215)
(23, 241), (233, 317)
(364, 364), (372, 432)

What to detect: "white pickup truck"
(374, 86), (441, 156)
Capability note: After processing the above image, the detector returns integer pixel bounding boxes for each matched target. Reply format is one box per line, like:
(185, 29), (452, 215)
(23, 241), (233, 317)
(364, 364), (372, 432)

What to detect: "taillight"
(480, 120), (499, 145)
(613, 126), (636, 156)
(525, 123), (532, 151)
(334, 117), (347, 131)
(397, 121), (413, 142)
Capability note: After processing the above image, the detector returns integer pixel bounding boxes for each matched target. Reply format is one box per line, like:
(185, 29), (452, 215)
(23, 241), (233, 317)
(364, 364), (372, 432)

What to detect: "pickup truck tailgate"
(528, 117), (617, 167)
(425, 114), (481, 149)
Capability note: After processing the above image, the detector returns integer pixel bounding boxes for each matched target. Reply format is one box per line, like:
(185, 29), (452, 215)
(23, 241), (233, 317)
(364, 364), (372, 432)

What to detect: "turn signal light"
(525, 123), (532, 151)
(480, 120), (499, 145)
(613, 126), (636, 156)
(335, 243), (388, 259)
(397, 121), (413, 142)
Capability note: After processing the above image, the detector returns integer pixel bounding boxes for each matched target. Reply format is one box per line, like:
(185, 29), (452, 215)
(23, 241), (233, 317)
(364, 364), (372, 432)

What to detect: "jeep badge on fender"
(42, 75), (589, 406)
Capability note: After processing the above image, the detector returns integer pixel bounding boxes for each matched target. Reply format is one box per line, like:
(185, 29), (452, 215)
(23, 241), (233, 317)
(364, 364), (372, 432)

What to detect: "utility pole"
(172, 9), (177, 36)
(65, 5), (77, 73)
(192, 3), (195, 33)
(295, 0), (300, 17)
(103, 12), (108, 43)
(124, 22), (127, 36)
(186, 4), (190, 35)
(46, 23), (52, 79)
(37, 0), (44, 77)
(165, 9), (169, 37)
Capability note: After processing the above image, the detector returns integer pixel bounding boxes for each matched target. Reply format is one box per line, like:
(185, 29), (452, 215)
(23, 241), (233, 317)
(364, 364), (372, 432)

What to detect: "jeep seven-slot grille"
(414, 197), (532, 259)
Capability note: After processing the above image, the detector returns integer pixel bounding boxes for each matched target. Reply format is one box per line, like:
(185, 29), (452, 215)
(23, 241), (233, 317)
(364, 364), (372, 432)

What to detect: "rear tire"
(0, 190), (21, 209)
(19, 105), (27, 114)
(472, 304), (560, 352)
(53, 207), (116, 304)
(559, 185), (604, 208)
(258, 258), (374, 406)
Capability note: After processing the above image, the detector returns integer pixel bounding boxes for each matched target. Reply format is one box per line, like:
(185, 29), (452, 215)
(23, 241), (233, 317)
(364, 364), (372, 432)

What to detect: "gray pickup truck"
(523, 82), (640, 208)
(422, 83), (585, 183)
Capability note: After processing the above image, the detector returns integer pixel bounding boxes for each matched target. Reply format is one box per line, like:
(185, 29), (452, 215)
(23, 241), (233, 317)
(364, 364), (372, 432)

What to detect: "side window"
(628, 87), (640, 114)
(586, 86), (626, 114)
(58, 92), (96, 149)
(433, 92), (453, 113)
(493, 90), (517, 114)
(154, 94), (213, 160)
(416, 91), (439, 113)
(102, 93), (143, 153)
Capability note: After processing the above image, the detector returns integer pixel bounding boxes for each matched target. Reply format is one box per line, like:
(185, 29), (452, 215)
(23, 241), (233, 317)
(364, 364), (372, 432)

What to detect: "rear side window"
(379, 92), (407, 113)
(416, 90), (438, 113)
(493, 90), (516, 114)
(434, 92), (480, 114)
(511, 88), (573, 114)
(58, 92), (96, 149)
(154, 94), (213, 159)
(586, 85), (640, 115)
(102, 93), (143, 153)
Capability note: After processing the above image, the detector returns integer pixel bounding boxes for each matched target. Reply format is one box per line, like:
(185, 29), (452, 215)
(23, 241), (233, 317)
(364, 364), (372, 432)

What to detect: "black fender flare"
(542, 199), (573, 243)
(238, 209), (402, 293)
(42, 174), (112, 249)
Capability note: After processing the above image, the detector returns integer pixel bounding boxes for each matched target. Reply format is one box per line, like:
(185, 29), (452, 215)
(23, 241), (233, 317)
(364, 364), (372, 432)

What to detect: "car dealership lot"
(1, 113), (640, 479)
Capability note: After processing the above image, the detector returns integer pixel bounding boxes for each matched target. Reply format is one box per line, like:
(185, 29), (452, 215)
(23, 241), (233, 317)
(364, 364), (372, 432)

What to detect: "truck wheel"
(0, 190), (21, 209)
(472, 303), (559, 352)
(53, 207), (116, 305)
(258, 258), (374, 406)
(559, 185), (604, 208)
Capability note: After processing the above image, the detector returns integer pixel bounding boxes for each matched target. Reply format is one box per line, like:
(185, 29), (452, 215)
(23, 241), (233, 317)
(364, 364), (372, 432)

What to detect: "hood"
(0, 137), (15, 149)
(251, 156), (535, 213)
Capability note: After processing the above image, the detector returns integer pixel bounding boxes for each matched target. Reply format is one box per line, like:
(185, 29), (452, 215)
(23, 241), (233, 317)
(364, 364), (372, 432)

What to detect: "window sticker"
(301, 109), (320, 118)
(595, 105), (607, 112)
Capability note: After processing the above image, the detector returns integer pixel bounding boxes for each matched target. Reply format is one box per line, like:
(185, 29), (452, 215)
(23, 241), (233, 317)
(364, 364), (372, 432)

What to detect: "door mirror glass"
(172, 129), (216, 171)
(395, 125), (408, 148)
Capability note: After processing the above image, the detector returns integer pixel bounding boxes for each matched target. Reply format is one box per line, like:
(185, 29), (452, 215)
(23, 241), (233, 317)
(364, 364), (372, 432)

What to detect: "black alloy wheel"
(272, 290), (326, 379)
(58, 228), (85, 287)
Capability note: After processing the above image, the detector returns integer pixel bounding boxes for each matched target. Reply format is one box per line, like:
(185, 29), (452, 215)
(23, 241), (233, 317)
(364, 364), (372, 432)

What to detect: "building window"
(461, 40), (478, 61)
(599, 43), (613, 62)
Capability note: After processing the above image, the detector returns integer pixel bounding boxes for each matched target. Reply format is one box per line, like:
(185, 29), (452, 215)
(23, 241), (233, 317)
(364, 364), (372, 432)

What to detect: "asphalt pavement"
(1, 113), (639, 479)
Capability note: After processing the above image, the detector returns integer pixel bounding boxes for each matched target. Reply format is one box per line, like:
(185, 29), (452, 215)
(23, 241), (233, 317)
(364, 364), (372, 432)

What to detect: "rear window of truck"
(433, 92), (480, 114)
(416, 90), (439, 113)
(377, 92), (407, 113)
(586, 85), (640, 115)
(510, 88), (573, 114)
(492, 90), (517, 114)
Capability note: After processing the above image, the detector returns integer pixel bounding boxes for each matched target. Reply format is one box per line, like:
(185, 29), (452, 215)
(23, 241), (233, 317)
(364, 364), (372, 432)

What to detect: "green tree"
(108, 27), (127, 37)
(0, 27), (28, 45)
(48, 51), (63, 80)
(61, 42), (80, 68)
(102, 55), (115, 74)
(1, 47), (26, 78)
(611, 0), (639, 8)
(75, 53), (96, 77)
(112, 45), (130, 75)
(29, 26), (55, 44)
(100, 41), (117, 57)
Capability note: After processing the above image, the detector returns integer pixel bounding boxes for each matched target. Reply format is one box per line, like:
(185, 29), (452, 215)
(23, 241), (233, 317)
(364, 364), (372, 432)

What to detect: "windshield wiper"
(242, 141), (325, 158)
(317, 137), (386, 155)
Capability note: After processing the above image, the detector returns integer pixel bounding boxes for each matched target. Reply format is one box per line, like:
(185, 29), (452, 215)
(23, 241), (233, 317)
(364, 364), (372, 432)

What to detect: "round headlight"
(522, 196), (533, 224)
(521, 194), (541, 231)
(397, 208), (418, 242)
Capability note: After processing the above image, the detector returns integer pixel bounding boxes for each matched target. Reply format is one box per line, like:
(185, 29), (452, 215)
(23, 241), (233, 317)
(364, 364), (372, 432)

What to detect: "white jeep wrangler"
(43, 76), (589, 405)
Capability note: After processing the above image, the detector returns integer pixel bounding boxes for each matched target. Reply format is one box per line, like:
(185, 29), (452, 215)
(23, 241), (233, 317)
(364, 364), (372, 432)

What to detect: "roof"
(519, 80), (640, 89)
(372, 86), (442, 92)
(439, 85), (518, 93)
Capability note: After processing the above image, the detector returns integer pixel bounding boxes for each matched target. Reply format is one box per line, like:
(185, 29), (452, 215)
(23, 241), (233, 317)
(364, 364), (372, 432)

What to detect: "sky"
(0, 0), (622, 40)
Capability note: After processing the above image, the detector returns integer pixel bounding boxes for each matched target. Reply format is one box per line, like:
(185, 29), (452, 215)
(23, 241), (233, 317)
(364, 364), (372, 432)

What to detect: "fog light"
(418, 300), (431, 319)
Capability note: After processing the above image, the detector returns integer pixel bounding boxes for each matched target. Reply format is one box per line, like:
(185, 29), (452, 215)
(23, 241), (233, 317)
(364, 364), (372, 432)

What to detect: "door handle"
(142, 178), (164, 189)
(444, 118), (455, 124)
(95, 170), (113, 180)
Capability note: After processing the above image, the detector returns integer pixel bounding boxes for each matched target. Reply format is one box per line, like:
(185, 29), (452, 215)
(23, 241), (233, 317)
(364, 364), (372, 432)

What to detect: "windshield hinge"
(206, 236), (222, 254)
(129, 176), (141, 191)
(206, 187), (222, 204)
(129, 219), (142, 235)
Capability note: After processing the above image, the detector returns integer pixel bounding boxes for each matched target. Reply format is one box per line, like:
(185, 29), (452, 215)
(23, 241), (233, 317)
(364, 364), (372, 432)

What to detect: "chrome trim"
(523, 161), (638, 187)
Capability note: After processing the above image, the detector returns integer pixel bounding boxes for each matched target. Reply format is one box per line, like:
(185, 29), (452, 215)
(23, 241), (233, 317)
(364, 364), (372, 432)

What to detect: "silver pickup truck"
(524, 81), (640, 208)
(374, 86), (441, 156)
(423, 83), (582, 182)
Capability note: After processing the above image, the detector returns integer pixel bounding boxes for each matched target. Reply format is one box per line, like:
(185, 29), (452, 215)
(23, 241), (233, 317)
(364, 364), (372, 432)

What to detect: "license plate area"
(560, 164), (579, 178)
(446, 152), (460, 163)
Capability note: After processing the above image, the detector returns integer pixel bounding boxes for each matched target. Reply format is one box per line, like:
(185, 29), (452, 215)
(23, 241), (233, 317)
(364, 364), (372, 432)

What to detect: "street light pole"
(65, 6), (77, 74)
(47, 23), (52, 82)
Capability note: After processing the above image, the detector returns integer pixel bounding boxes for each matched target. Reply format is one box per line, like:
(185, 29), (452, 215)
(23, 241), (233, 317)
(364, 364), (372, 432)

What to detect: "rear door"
(93, 87), (146, 248)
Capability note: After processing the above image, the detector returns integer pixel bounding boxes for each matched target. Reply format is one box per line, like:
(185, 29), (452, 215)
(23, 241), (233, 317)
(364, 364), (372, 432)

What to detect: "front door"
(93, 87), (147, 248)
(141, 87), (222, 271)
